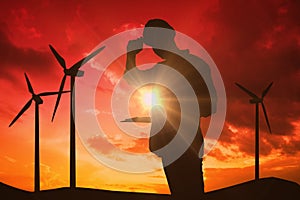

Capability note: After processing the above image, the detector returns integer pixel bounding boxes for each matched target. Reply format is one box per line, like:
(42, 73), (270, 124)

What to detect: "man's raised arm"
(125, 38), (143, 73)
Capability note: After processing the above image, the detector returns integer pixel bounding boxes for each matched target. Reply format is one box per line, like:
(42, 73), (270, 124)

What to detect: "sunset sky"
(0, 0), (300, 194)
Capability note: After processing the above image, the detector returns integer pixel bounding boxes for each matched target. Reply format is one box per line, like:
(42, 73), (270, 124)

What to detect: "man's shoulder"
(176, 51), (211, 76)
(155, 50), (211, 74)
(184, 52), (209, 68)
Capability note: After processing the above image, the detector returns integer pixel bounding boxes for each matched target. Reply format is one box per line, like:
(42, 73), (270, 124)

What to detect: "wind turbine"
(235, 82), (273, 181)
(9, 73), (69, 192)
(49, 44), (105, 189)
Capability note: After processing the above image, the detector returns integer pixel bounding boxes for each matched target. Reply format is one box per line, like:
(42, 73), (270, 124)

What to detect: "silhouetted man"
(124, 19), (216, 200)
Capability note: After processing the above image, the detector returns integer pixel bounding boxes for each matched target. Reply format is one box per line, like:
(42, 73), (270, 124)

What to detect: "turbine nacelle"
(249, 98), (262, 104)
(64, 68), (85, 77)
(33, 94), (43, 105)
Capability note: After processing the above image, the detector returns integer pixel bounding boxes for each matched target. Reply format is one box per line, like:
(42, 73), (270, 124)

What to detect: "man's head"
(143, 19), (177, 54)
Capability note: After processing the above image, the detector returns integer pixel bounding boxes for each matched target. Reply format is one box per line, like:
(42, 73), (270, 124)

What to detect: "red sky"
(0, 0), (300, 193)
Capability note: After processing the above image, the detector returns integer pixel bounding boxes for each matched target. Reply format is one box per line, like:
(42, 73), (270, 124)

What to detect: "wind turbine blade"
(262, 82), (273, 98)
(235, 82), (259, 99)
(39, 91), (70, 96)
(51, 75), (67, 122)
(9, 99), (32, 127)
(24, 73), (34, 94)
(70, 46), (105, 70)
(261, 102), (272, 133)
(49, 44), (66, 69)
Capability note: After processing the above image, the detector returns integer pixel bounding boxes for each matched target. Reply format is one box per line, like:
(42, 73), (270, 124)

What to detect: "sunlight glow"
(143, 92), (153, 107)
(139, 87), (161, 109)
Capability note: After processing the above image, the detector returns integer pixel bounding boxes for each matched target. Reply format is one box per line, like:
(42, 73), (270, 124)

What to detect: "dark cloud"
(214, 121), (300, 161)
(265, 133), (300, 155)
(0, 22), (56, 82)
(199, 1), (300, 153)
(204, 0), (300, 100)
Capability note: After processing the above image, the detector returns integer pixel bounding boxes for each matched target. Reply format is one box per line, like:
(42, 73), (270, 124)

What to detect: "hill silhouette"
(1, 177), (300, 200)
(206, 177), (300, 200)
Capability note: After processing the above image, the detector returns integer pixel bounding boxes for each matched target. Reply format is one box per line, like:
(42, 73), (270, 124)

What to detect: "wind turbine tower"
(235, 82), (273, 181)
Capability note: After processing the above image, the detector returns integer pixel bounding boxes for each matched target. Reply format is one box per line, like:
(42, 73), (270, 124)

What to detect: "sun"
(139, 87), (161, 109)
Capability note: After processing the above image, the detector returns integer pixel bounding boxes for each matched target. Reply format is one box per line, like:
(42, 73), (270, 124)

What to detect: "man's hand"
(127, 37), (143, 55)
